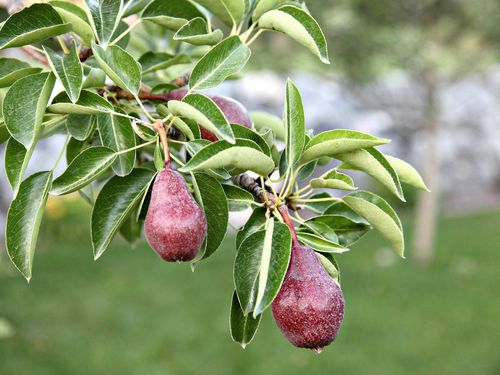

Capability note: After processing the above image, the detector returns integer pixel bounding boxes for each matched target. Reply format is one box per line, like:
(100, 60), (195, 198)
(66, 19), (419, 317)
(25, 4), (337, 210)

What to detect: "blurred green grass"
(1, 206), (499, 375)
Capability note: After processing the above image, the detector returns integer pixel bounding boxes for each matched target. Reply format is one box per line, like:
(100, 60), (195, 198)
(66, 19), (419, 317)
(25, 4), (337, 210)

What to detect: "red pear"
(272, 244), (345, 351)
(144, 169), (207, 262)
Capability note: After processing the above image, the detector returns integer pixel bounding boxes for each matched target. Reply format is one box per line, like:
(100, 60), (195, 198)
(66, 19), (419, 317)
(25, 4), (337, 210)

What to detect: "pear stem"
(153, 120), (171, 168)
(278, 205), (298, 245)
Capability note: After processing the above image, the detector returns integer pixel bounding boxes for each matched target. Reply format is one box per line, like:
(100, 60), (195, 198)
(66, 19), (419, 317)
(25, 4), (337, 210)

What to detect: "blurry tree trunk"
(0, 145), (10, 251)
(413, 71), (439, 265)
(0, 183), (8, 251)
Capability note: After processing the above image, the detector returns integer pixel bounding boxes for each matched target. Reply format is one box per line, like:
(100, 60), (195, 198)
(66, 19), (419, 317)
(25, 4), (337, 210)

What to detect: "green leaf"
(190, 173), (228, 260)
(303, 192), (339, 214)
(223, 184), (255, 211)
(85, 0), (123, 46)
(185, 140), (231, 180)
(119, 210), (142, 246)
(0, 4), (71, 50)
(0, 123), (9, 145)
(6, 171), (53, 281)
(0, 58), (41, 88)
(252, 0), (286, 21)
(4, 138), (35, 196)
(230, 291), (262, 348)
(44, 41), (83, 103)
(236, 207), (267, 249)
(92, 42), (142, 95)
(168, 93), (235, 143)
(315, 252), (340, 284)
(83, 68), (107, 89)
(141, 0), (204, 30)
(284, 79), (305, 168)
(174, 17), (223, 46)
(179, 139), (275, 176)
(386, 155), (429, 192)
(3, 72), (55, 149)
(300, 220), (339, 243)
(153, 139), (164, 171)
(296, 160), (317, 182)
(66, 114), (96, 141)
(258, 5), (329, 64)
(234, 219), (292, 316)
(50, 0), (95, 44)
(260, 128), (275, 149)
(337, 147), (405, 201)
(300, 129), (390, 164)
(40, 115), (69, 138)
(66, 137), (86, 164)
(139, 52), (190, 74)
(91, 168), (156, 259)
(306, 214), (371, 247)
(231, 124), (270, 156)
(193, 0), (245, 26)
(48, 90), (113, 115)
(310, 169), (357, 191)
(343, 191), (404, 257)
(97, 112), (136, 176)
(296, 232), (348, 254)
(190, 36), (251, 90)
(112, 21), (132, 49)
(136, 173), (155, 221)
(324, 201), (369, 224)
(123, 0), (153, 17)
(250, 111), (285, 141)
(51, 147), (117, 195)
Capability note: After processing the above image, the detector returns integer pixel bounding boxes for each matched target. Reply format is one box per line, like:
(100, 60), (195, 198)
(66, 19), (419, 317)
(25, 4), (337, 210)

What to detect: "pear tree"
(0, 0), (427, 351)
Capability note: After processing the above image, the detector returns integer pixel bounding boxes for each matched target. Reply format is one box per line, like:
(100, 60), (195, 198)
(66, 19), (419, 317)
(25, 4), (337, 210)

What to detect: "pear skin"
(144, 169), (207, 262)
(272, 244), (345, 351)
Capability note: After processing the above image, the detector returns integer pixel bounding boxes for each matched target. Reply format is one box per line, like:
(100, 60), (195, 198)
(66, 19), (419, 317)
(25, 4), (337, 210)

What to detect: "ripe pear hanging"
(272, 243), (345, 351)
(144, 169), (207, 262)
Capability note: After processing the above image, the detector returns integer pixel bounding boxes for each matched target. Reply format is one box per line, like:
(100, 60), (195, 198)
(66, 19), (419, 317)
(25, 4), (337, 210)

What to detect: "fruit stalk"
(153, 120), (171, 168)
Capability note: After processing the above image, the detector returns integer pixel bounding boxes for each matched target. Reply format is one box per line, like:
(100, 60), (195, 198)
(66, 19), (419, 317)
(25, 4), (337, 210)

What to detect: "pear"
(144, 169), (207, 262)
(165, 89), (252, 141)
(272, 243), (345, 351)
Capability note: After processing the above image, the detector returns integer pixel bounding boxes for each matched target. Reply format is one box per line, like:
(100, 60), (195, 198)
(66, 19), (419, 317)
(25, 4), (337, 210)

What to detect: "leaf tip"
(239, 342), (247, 349)
(93, 249), (103, 261)
(190, 262), (197, 272)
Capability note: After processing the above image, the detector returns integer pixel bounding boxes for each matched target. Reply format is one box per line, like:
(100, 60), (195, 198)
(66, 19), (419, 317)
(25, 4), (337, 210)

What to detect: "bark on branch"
(232, 174), (298, 243)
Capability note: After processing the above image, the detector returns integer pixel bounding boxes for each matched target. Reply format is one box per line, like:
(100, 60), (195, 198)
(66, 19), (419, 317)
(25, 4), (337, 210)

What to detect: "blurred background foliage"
(1, 0), (500, 374)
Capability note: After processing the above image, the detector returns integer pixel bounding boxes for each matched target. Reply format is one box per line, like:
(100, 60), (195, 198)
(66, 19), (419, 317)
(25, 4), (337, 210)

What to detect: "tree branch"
(79, 46), (93, 62)
(232, 174), (298, 244)
(21, 47), (48, 65)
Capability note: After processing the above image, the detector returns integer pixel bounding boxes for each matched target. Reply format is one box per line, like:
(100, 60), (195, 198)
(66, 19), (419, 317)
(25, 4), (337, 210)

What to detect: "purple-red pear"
(272, 243), (345, 351)
(144, 169), (207, 262)
(166, 89), (252, 141)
